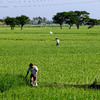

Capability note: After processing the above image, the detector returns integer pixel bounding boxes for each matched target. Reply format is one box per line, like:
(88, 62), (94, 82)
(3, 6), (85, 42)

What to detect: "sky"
(0, 0), (100, 20)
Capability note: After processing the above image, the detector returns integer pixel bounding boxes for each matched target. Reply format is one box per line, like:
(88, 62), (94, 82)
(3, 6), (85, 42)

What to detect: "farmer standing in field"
(25, 63), (38, 87)
(56, 38), (60, 46)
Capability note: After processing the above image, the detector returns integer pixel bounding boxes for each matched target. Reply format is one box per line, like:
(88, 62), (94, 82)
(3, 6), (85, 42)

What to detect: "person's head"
(29, 63), (33, 68)
(56, 38), (58, 40)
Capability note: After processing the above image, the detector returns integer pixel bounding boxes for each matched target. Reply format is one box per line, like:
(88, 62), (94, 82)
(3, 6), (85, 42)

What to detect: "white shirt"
(28, 66), (38, 75)
(57, 39), (59, 43)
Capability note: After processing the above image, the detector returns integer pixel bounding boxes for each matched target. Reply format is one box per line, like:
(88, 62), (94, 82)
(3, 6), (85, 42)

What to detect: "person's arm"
(35, 66), (38, 74)
(25, 71), (29, 78)
(35, 70), (38, 74)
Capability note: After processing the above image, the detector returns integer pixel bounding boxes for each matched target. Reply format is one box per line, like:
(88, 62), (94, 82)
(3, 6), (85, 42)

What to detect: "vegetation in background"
(1, 11), (100, 30)
(87, 18), (98, 29)
(53, 11), (90, 29)
(16, 15), (30, 30)
(4, 17), (17, 30)
(4, 15), (29, 30)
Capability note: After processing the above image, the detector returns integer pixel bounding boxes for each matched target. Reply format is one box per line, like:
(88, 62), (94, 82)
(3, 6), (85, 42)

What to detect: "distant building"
(0, 22), (5, 25)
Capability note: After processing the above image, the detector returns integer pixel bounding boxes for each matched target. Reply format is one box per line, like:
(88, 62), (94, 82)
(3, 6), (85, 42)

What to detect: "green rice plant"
(0, 26), (100, 99)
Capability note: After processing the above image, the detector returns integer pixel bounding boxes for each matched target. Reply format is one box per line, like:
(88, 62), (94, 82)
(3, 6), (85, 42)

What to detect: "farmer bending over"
(25, 63), (38, 86)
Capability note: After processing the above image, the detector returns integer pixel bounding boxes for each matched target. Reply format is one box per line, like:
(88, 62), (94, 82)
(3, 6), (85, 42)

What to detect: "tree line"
(4, 15), (29, 30)
(53, 11), (100, 29)
(0, 16), (53, 30)
(0, 11), (100, 30)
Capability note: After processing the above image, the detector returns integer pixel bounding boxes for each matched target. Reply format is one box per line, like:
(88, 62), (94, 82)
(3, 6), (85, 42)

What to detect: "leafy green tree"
(65, 11), (76, 29)
(38, 20), (42, 25)
(5, 17), (17, 30)
(97, 19), (100, 25)
(52, 12), (67, 29)
(87, 18), (98, 29)
(32, 17), (43, 25)
(53, 11), (89, 29)
(38, 16), (42, 25)
(42, 17), (47, 25)
(0, 19), (4, 22)
(74, 11), (90, 29)
(16, 15), (29, 30)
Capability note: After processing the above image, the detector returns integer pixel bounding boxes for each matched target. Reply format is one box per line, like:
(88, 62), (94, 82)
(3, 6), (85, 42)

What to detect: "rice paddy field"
(0, 25), (100, 100)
